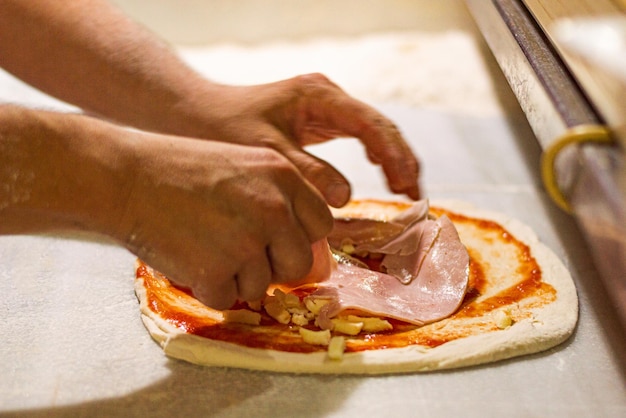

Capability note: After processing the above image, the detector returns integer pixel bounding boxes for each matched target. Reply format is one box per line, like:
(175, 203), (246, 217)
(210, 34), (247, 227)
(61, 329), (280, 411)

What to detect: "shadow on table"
(0, 359), (364, 418)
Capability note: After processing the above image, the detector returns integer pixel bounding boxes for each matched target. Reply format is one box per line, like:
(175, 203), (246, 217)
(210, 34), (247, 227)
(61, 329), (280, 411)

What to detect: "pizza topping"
(306, 208), (470, 330)
(329, 199), (430, 259)
(299, 327), (331, 346)
(263, 299), (292, 324)
(330, 318), (364, 335)
(329, 200), (462, 288)
(263, 288), (315, 325)
(304, 296), (331, 315)
(329, 199), (429, 254)
(346, 314), (393, 332)
(134, 200), (567, 366)
(327, 336), (347, 361)
(379, 218), (440, 284)
(494, 309), (514, 329)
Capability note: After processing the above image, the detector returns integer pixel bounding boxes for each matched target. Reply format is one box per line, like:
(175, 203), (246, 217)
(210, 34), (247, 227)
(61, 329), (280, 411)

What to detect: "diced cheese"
(327, 336), (347, 361)
(304, 297), (330, 315)
(287, 306), (309, 316)
(341, 243), (356, 254)
(282, 292), (302, 309)
(331, 318), (363, 336)
(346, 315), (393, 332)
(299, 327), (331, 346)
(291, 313), (309, 326)
(494, 309), (513, 329)
(264, 301), (291, 324)
(222, 309), (262, 325)
(270, 288), (301, 308)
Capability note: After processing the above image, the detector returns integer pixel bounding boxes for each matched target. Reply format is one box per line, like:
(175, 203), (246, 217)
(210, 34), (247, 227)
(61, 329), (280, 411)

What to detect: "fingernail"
(326, 182), (351, 207)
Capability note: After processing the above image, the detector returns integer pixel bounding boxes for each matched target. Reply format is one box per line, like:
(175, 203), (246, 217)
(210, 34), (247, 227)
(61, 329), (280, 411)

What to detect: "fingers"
(267, 230), (313, 283)
(328, 105), (421, 199)
(236, 253), (272, 302)
(256, 125), (352, 208)
(292, 74), (422, 200)
(268, 166), (333, 282)
(284, 145), (352, 208)
(210, 158), (333, 299)
(193, 207), (326, 306)
(291, 176), (335, 241)
(185, 254), (272, 309)
(192, 272), (239, 311)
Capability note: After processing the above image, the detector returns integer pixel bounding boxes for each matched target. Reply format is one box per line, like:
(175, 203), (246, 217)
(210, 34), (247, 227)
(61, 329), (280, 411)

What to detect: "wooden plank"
(523, 0), (626, 148)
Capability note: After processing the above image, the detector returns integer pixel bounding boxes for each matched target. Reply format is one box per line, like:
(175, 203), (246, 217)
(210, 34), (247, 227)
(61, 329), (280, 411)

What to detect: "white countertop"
(1, 31), (625, 417)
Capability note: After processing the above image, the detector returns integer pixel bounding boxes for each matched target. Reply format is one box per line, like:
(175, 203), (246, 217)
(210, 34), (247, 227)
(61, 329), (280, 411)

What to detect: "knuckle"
(295, 72), (333, 88)
(194, 277), (238, 311)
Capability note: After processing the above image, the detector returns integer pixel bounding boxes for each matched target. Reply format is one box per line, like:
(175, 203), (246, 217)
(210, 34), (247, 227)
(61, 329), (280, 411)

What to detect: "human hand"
(117, 132), (333, 310)
(178, 74), (421, 207)
(0, 2), (419, 205)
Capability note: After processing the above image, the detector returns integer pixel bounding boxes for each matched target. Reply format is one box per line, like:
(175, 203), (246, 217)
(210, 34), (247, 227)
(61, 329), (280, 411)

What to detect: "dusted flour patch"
(180, 31), (503, 116)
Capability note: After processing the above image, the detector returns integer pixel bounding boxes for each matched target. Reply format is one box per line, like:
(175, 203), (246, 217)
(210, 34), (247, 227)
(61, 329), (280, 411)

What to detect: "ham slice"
(301, 201), (470, 329)
(328, 199), (430, 256)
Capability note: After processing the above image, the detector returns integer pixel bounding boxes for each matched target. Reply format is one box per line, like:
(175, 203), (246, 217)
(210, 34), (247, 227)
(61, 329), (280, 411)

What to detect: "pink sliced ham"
(303, 201), (470, 329)
(328, 199), (430, 256)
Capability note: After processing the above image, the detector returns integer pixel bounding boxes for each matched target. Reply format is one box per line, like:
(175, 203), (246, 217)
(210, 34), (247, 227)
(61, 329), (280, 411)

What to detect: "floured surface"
(179, 31), (505, 117)
(1, 109), (624, 416)
(0, 31), (505, 117)
(0, 24), (624, 418)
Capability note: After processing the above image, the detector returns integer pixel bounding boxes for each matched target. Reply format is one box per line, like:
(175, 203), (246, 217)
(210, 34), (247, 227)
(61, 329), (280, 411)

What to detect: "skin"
(0, 0), (421, 310)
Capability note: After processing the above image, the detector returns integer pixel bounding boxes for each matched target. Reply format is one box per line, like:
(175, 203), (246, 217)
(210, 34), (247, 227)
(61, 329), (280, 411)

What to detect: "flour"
(179, 31), (505, 117)
(0, 30), (506, 117)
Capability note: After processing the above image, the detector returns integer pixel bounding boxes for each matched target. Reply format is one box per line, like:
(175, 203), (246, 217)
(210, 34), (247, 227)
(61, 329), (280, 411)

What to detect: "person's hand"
(0, 2), (419, 205)
(117, 132), (333, 310)
(176, 74), (421, 207)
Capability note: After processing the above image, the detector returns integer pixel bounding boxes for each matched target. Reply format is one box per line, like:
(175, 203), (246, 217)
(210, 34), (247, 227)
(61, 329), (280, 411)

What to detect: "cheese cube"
(327, 336), (347, 361)
(304, 297), (330, 315)
(264, 301), (291, 324)
(347, 315), (393, 332)
(331, 318), (363, 336)
(299, 327), (331, 346)
(291, 313), (309, 326)
(341, 243), (356, 254)
(494, 309), (513, 329)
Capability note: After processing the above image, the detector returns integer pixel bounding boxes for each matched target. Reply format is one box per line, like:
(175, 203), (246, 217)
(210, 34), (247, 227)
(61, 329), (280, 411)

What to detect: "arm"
(0, 0), (421, 204)
(0, 104), (332, 309)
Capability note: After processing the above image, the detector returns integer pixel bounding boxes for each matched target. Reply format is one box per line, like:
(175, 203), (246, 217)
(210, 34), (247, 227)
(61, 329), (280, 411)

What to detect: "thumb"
(258, 127), (352, 207)
(282, 146), (352, 208)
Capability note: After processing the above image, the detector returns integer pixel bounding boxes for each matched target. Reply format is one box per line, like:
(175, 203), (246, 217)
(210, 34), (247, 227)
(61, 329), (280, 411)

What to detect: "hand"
(0, 2), (420, 204)
(178, 74), (421, 207)
(118, 132), (333, 310)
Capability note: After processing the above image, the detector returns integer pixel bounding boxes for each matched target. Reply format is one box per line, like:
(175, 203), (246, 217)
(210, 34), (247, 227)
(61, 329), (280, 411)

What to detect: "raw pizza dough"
(134, 200), (578, 374)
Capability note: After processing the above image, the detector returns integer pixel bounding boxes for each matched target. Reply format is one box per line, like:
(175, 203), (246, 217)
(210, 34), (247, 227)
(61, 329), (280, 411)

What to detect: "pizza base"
(135, 200), (578, 374)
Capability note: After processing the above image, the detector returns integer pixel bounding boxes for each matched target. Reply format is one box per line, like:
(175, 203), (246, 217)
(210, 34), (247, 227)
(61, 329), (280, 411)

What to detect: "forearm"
(0, 0), (421, 202)
(0, 104), (134, 237)
(0, 0), (218, 136)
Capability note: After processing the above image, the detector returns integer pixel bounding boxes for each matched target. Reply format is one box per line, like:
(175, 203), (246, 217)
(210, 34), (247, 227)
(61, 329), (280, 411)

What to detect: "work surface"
(2, 34), (626, 417)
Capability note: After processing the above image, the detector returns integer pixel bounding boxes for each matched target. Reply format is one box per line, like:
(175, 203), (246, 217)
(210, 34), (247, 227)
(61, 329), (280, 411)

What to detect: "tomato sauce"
(138, 206), (557, 353)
